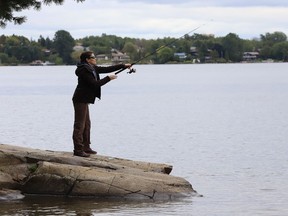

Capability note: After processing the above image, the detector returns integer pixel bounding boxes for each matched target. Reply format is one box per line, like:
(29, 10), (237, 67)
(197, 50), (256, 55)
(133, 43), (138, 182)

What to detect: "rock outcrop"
(0, 144), (196, 200)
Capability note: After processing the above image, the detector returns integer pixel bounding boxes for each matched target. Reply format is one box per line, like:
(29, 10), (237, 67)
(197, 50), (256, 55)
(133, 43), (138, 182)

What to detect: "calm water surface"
(1, 63), (288, 215)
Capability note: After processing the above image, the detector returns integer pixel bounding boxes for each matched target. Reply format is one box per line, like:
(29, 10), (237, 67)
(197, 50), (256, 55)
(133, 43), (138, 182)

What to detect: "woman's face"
(87, 54), (97, 65)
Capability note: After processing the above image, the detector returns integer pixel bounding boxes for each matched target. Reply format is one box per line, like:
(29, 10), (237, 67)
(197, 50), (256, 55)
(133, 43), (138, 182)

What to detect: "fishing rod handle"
(115, 63), (135, 74)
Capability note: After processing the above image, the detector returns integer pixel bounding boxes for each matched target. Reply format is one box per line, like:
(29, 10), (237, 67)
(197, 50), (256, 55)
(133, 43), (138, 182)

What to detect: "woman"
(72, 51), (131, 157)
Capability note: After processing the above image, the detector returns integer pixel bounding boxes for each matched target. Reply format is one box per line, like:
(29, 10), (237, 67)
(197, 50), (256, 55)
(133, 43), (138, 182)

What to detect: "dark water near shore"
(1, 63), (288, 215)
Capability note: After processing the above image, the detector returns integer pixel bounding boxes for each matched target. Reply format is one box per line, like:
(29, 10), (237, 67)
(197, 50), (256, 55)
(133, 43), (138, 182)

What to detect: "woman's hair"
(80, 51), (94, 63)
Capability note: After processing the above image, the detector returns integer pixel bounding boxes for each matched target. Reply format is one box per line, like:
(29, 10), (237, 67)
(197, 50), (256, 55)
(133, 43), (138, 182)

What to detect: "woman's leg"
(72, 102), (90, 157)
(83, 106), (97, 154)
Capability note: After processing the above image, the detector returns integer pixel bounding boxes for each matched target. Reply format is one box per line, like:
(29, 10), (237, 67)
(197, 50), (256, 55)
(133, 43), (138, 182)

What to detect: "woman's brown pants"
(72, 102), (91, 151)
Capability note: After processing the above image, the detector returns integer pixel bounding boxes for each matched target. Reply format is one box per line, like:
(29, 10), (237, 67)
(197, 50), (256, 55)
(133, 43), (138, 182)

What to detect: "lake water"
(1, 63), (288, 215)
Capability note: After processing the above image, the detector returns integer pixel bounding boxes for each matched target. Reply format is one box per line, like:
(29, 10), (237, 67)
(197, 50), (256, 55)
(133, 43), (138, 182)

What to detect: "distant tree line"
(0, 30), (287, 65)
(1, 1), (288, 65)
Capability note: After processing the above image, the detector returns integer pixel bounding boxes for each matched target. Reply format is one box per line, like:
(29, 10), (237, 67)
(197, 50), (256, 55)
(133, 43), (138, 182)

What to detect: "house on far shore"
(96, 54), (109, 61)
(174, 52), (187, 60)
(30, 60), (55, 66)
(73, 44), (89, 52)
(111, 49), (130, 64)
(243, 52), (259, 61)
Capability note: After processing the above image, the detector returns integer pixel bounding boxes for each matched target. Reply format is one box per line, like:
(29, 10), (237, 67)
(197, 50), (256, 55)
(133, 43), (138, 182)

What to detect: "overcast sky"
(2, 0), (288, 40)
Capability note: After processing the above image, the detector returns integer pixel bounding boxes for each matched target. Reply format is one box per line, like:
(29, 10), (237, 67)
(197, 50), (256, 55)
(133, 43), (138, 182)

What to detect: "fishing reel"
(127, 68), (136, 74)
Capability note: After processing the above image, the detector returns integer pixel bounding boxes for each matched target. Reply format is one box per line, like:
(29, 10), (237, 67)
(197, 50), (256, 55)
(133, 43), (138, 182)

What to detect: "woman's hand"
(125, 63), (132, 68)
(108, 73), (117, 80)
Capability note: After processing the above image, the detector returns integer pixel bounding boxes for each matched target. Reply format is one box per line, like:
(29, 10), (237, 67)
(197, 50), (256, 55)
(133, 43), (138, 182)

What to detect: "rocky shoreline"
(0, 144), (197, 200)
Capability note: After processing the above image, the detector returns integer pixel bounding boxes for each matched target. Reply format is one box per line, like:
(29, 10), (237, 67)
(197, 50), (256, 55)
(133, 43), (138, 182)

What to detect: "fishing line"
(115, 22), (209, 75)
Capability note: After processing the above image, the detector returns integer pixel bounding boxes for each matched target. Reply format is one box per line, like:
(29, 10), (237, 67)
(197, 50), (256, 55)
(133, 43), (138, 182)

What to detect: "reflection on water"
(0, 196), (193, 216)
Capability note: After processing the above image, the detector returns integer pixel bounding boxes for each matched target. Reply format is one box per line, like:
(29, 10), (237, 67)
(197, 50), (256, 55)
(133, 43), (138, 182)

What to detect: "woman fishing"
(72, 51), (131, 157)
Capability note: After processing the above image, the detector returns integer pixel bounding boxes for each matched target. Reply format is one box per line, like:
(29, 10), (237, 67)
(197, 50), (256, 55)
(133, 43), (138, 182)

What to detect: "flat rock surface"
(0, 144), (196, 200)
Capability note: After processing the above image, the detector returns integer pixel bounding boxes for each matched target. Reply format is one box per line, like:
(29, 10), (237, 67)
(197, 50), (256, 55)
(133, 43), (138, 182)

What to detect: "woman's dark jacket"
(72, 63), (126, 104)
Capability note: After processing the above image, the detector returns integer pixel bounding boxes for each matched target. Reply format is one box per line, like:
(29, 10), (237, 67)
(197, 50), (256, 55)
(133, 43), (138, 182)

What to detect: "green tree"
(71, 50), (82, 63)
(193, 40), (207, 62)
(123, 41), (138, 62)
(261, 32), (287, 46)
(0, 53), (9, 64)
(271, 42), (288, 61)
(222, 33), (244, 62)
(48, 53), (63, 65)
(243, 39), (261, 52)
(2, 35), (42, 63)
(260, 32), (287, 59)
(156, 47), (174, 64)
(0, 0), (84, 28)
(53, 30), (75, 64)
(80, 34), (126, 55)
(174, 38), (192, 53)
(259, 46), (272, 60)
(38, 35), (53, 49)
(211, 42), (225, 59)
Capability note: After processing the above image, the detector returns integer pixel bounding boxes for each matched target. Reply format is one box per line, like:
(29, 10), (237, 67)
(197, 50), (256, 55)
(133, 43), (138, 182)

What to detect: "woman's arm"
(78, 68), (111, 88)
(96, 64), (131, 74)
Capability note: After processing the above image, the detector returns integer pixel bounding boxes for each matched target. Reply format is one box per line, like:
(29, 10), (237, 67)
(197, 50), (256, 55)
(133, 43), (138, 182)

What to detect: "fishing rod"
(115, 23), (206, 75)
